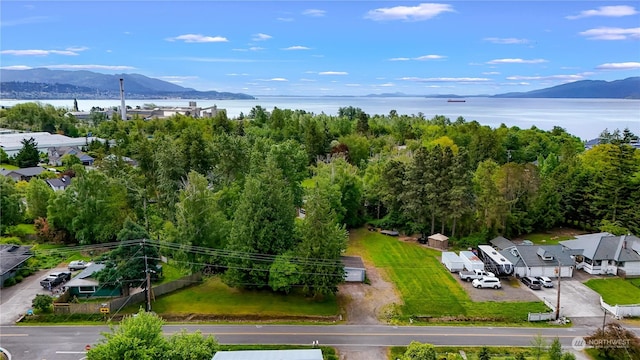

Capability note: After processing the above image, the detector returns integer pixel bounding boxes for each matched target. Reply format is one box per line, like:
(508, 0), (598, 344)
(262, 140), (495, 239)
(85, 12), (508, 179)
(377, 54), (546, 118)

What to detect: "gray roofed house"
(500, 244), (575, 278)
(48, 146), (94, 166)
(0, 166), (45, 181)
(212, 349), (323, 360)
(46, 175), (72, 191)
(490, 236), (516, 251)
(0, 244), (33, 287)
(64, 263), (122, 298)
(560, 233), (640, 277)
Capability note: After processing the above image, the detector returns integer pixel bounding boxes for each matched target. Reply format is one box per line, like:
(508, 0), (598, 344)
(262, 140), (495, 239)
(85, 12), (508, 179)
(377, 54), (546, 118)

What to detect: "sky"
(1, 1), (639, 96)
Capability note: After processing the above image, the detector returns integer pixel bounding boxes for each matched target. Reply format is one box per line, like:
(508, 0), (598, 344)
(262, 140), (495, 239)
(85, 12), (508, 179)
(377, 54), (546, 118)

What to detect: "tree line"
(1, 103), (638, 296)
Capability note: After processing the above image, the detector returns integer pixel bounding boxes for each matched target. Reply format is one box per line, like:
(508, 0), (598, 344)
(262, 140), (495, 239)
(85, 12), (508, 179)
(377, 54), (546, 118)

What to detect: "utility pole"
(143, 239), (151, 312)
(555, 259), (562, 320)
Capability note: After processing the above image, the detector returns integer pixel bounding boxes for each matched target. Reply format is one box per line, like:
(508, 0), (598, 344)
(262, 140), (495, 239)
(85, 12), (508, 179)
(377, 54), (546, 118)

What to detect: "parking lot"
(521, 276), (605, 318)
(453, 273), (541, 302)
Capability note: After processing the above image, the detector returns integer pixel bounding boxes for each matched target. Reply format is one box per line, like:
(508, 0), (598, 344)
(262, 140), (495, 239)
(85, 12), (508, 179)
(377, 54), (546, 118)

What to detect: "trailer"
(441, 252), (465, 272)
(477, 245), (514, 277)
(459, 251), (485, 271)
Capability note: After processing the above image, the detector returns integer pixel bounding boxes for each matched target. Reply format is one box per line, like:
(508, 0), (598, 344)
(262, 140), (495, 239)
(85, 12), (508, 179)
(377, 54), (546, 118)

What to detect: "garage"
(341, 256), (366, 282)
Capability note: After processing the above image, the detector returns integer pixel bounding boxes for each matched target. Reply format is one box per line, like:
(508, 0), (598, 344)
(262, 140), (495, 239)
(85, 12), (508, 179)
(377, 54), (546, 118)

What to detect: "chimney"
(119, 78), (126, 120)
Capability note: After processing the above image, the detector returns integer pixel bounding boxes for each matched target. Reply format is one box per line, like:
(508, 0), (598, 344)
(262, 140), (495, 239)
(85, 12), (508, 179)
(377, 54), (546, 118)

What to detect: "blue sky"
(1, 1), (639, 96)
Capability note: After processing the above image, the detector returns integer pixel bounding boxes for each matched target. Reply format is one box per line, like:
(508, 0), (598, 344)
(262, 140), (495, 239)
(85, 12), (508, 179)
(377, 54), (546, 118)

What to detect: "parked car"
(521, 276), (542, 290)
(536, 276), (554, 288)
(459, 269), (496, 282)
(40, 272), (72, 289)
(472, 276), (502, 289)
(68, 260), (90, 271)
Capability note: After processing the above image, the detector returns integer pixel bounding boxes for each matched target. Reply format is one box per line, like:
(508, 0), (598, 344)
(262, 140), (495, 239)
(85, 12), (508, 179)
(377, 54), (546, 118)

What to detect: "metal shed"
(212, 349), (323, 360)
(341, 256), (366, 282)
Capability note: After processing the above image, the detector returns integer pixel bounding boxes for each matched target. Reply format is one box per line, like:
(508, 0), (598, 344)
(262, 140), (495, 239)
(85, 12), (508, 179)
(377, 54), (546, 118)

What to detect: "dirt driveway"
(337, 261), (401, 360)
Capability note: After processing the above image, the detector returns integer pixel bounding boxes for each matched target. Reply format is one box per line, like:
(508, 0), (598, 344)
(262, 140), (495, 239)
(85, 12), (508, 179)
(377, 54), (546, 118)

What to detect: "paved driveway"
(0, 266), (68, 325)
(523, 279), (604, 318)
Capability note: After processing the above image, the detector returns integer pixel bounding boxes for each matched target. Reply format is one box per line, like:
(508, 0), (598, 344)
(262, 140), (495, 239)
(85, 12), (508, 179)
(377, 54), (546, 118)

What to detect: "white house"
(500, 244), (576, 278)
(560, 233), (640, 277)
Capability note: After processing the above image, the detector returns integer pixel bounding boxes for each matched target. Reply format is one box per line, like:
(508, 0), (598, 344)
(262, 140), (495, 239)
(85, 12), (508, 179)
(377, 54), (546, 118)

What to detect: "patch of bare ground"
(336, 259), (402, 360)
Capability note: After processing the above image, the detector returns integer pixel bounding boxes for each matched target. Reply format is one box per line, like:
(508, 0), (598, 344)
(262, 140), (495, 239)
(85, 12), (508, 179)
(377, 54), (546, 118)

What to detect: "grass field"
(146, 276), (339, 318)
(517, 232), (576, 245)
(584, 278), (640, 305)
(348, 229), (548, 323)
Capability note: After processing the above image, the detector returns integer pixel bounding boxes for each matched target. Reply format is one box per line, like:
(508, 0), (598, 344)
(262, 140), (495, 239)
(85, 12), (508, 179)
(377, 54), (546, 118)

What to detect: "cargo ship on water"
(447, 99), (466, 103)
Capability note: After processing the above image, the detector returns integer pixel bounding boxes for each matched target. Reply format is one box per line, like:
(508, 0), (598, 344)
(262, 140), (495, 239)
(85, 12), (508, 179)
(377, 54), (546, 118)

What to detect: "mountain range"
(1, 69), (638, 100)
(0, 68), (255, 100)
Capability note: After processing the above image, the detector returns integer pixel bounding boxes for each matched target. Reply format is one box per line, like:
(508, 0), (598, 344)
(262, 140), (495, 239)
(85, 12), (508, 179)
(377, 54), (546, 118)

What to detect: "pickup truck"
(40, 271), (72, 289)
(459, 269), (495, 282)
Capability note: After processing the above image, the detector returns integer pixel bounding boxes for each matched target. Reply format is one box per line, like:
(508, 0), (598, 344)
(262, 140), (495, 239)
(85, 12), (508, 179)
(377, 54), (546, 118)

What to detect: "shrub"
(3, 277), (16, 287)
(32, 294), (54, 313)
(14, 275), (23, 283)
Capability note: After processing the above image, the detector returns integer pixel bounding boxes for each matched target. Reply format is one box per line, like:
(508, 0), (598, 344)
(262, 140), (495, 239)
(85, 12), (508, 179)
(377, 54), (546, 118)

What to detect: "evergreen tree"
(14, 137), (40, 168)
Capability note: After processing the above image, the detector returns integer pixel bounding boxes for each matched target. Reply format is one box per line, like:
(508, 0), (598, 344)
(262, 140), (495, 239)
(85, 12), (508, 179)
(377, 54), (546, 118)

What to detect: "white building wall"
(619, 261), (640, 276)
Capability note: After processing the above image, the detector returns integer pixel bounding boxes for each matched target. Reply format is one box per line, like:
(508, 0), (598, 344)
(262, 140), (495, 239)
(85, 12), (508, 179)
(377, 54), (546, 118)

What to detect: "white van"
(472, 276), (502, 289)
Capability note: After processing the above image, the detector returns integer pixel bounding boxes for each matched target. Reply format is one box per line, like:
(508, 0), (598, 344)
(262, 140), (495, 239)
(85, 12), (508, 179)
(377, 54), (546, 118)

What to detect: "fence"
(54, 273), (202, 315)
(600, 297), (640, 319)
(528, 312), (555, 322)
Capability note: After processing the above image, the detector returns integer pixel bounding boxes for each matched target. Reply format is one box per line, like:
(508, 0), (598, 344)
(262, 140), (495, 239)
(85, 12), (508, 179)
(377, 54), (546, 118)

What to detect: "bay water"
(1, 97), (638, 140)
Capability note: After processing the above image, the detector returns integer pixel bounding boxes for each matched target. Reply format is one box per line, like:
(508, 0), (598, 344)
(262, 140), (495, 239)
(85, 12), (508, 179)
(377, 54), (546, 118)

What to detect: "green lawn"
(517, 232), (576, 245)
(11, 223), (37, 235)
(348, 229), (548, 323)
(146, 276), (339, 318)
(0, 163), (19, 170)
(584, 278), (640, 305)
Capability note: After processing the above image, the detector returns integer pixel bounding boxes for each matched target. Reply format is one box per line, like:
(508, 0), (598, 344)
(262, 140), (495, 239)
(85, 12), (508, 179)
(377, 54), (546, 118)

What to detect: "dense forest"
(1, 102), (639, 295)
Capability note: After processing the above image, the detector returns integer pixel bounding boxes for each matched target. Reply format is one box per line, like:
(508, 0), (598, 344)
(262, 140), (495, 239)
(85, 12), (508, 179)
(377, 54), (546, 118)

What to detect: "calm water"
(1, 97), (638, 140)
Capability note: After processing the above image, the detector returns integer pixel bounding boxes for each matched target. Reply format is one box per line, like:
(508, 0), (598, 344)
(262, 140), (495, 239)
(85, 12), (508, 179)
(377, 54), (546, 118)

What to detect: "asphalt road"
(3, 324), (633, 360)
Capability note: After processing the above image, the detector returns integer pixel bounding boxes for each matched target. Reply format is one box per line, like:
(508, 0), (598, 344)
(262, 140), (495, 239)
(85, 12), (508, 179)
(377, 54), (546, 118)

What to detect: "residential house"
(0, 166), (45, 181)
(500, 244), (575, 278)
(45, 175), (72, 191)
(341, 255), (366, 282)
(102, 154), (138, 167)
(0, 131), (103, 157)
(64, 263), (122, 298)
(0, 244), (33, 287)
(48, 146), (94, 166)
(560, 233), (640, 277)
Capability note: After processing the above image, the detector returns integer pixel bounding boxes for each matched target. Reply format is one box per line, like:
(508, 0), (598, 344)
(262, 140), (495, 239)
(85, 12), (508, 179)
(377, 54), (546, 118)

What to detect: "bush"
(3, 277), (16, 287)
(14, 275), (23, 283)
(32, 294), (54, 313)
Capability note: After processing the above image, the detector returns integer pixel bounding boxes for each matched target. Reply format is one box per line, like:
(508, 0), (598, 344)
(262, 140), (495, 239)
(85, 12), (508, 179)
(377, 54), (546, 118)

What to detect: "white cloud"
(283, 45), (310, 50)
(262, 78), (288, 82)
(0, 65), (33, 70)
(0, 16), (49, 27)
(378, 83), (395, 87)
(487, 58), (548, 64)
(483, 71), (501, 75)
(252, 33), (272, 41)
(44, 64), (135, 70)
(567, 5), (638, 20)
(484, 37), (529, 44)
(175, 57), (257, 63)
(226, 73), (250, 76)
(248, 47), (264, 51)
(414, 54), (445, 60)
(401, 77), (490, 82)
(66, 46), (89, 52)
(345, 83), (361, 87)
(506, 74), (584, 81)
(303, 9), (326, 17)
(389, 55), (445, 61)
(596, 62), (640, 70)
(365, 3), (454, 21)
(579, 27), (640, 40)
(277, 17), (294, 22)
(300, 78), (316, 82)
(319, 71), (348, 75)
(158, 75), (198, 81)
(166, 34), (228, 43)
(1, 49), (79, 56)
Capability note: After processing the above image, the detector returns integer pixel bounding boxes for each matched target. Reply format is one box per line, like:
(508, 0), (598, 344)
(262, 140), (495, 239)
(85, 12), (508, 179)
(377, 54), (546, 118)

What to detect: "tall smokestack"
(119, 78), (126, 120)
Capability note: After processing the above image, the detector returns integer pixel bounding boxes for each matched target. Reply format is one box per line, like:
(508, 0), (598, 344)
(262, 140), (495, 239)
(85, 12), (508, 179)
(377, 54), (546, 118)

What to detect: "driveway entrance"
(525, 279), (604, 318)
